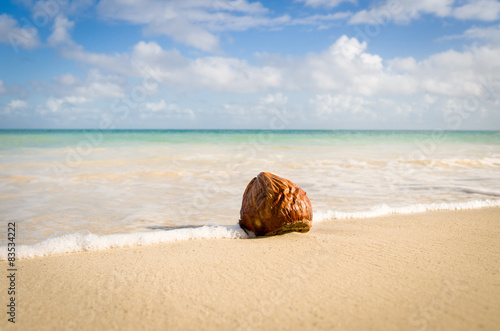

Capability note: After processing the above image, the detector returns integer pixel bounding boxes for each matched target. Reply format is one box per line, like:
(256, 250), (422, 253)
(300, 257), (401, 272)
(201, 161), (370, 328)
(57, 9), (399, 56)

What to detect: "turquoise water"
(1, 129), (499, 148)
(1, 130), (499, 250)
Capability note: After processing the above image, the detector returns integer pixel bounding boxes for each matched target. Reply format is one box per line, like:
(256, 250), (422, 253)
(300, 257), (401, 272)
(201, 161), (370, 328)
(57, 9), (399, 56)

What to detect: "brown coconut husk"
(239, 172), (313, 236)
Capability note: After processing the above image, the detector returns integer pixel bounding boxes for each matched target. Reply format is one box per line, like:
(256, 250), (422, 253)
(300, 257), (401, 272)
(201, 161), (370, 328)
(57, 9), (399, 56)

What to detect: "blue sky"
(1, 0), (500, 129)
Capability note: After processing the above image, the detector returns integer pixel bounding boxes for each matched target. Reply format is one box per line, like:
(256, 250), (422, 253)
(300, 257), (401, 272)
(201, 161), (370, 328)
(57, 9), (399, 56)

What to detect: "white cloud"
(402, 46), (500, 97)
(145, 99), (170, 112)
(45, 97), (64, 113)
(50, 20), (133, 76)
(290, 12), (352, 28)
(388, 57), (418, 72)
(255, 93), (289, 115)
(98, 2), (287, 43)
(310, 94), (375, 117)
(349, 0), (454, 24)
(61, 44), (133, 76)
(97, 0), (269, 24)
(424, 94), (437, 105)
(143, 99), (195, 119)
(259, 93), (288, 108)
(52, 73), (82, 86)
(31, 0), (95, 17)
(39, 9), (500, 116)
(43, 3), (500, 108)
(441, 24), (500, 45)
(296, 0), (355, 8)
(260, 35), (417, 96)
(8, 100), (27, 109)
(38, 96), (87, 114)
(146, 18), (219, 52)
(62, 0), (95, 16)
(96, 0), (287, 51)
(189, 56), (282, 92)
(266, 36), (500, 98)
(379, 98), (414, 115)
(0, 80), (6, 94)
(68, 71), (126, 99)
(119, 41), (281, 93)
(308, 94), (424, 124)
(44, 70), (126, 102)
(2, 99), (28, 115)
(349, 0), (500, 25)
(48, 15), (75, 46)
(0, 13), (40, 51)
(75, 80), (125, 99)
(221, 103), (247, 115)
(55, 31), (500, 100)
(64, 96), (87, 104)
(453, 0), (500, 21)
(216, 93), (292, 125)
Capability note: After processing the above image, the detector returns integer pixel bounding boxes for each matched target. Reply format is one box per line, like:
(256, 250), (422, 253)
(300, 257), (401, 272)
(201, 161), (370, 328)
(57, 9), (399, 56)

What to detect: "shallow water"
(1, 130), (499, 257)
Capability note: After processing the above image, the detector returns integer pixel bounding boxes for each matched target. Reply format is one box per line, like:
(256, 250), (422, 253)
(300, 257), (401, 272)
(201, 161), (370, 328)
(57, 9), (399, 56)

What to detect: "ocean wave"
(2, 199), (499, 260)
(406, 186), (500, 197)
(305, 156), (500, 170)
(313, 199), (500, 221)
(443, 186), (500, 197)
(0, 224), (250, 260)
(398, 157), (500, 168)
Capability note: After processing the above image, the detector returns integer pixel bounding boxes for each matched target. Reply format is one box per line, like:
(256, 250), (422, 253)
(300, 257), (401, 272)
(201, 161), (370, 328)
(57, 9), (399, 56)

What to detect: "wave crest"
(314, 199), (500, 222)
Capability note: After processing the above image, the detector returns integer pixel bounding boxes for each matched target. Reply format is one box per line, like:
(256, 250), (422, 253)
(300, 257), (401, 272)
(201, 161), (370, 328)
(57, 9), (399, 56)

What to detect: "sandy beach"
(2, 207), (499, 331)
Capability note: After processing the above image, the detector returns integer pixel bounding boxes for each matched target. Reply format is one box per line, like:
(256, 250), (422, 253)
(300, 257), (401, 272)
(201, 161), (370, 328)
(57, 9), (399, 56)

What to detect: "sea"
(1, 129), (499, 259)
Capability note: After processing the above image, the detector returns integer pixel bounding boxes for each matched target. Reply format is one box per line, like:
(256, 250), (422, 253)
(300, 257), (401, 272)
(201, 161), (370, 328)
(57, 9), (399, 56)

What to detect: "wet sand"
(1, 208), (499, 330)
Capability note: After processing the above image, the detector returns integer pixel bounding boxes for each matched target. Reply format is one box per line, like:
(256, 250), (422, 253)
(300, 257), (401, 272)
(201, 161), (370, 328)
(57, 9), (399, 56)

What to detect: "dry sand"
(1, 208), (499, 331)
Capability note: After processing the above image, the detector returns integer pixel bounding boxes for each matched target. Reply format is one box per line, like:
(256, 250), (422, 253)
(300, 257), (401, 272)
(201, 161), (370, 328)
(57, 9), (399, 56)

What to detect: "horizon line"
(0, 128), (499, 132)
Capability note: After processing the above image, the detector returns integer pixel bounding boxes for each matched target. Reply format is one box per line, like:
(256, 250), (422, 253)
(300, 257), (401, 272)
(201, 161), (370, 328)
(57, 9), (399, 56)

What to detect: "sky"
(0, 0), (500, 130)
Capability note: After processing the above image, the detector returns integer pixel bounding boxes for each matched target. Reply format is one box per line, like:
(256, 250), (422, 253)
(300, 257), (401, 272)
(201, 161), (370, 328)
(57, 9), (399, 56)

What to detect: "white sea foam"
(0, 224), (251, 260)
(2, 199), (499, 260)
(313, 199), (500, 222)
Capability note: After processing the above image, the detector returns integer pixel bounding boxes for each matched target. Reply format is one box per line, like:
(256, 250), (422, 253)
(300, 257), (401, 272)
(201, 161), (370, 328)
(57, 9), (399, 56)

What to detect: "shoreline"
(1, 208), (499, 330)
(3, 199), (500, 260)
